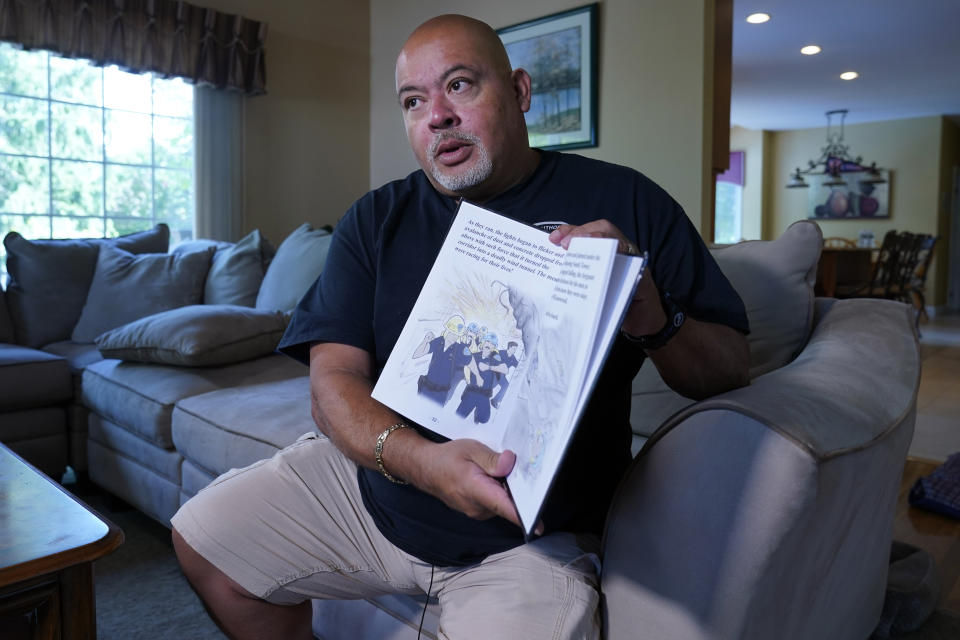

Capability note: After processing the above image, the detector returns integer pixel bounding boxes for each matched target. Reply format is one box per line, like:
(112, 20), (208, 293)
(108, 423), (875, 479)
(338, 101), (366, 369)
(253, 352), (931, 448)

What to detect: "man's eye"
(450, 79), (470, 92)
(404, 97), (420, 110)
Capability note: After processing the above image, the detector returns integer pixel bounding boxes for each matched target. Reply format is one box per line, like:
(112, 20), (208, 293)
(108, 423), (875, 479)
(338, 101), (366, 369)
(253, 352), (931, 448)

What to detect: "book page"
(508, 252), (644, 532)
(371, 202), (638, 535)
(572, 252), (646, 422)
(501, 237), (633, 533)
(372, 203), (610, 453)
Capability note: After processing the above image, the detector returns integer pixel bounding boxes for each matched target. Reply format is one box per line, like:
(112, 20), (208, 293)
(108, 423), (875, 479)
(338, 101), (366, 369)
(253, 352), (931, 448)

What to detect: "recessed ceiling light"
(746, 13), (770, 24)
(800, 45), (822, 55)
(840, 71), (859, 81)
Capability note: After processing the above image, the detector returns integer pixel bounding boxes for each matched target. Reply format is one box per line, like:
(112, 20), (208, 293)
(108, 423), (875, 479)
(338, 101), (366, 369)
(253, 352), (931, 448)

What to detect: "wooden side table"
(0, 444), (123, 639)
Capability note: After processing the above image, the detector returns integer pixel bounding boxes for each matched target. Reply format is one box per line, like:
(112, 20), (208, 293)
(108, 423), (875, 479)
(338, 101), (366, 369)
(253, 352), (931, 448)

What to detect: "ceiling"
(730, 0), (960, 131)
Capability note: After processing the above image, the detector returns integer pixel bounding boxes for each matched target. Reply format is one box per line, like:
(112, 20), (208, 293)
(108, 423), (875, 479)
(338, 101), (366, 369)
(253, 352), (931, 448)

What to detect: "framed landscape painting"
(498, 4), (598, 150)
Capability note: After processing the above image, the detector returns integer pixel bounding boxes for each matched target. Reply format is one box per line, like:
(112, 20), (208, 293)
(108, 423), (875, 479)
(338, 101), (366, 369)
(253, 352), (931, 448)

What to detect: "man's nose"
(429, 97), (460, 130)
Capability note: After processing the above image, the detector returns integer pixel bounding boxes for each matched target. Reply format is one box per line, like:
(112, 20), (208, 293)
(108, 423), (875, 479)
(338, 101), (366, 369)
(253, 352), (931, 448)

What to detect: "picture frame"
(807, 171), (891, 220)
(497, 3), (598, 151)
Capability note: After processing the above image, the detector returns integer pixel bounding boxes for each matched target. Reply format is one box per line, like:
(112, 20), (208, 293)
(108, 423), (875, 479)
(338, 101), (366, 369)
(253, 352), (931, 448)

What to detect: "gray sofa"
(0, 219), (920, 640)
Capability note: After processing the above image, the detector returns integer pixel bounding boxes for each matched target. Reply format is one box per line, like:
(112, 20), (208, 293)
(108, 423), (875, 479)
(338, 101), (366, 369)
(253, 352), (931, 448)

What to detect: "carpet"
(896, 610), (960, 640)
(80, 488), (227, 640)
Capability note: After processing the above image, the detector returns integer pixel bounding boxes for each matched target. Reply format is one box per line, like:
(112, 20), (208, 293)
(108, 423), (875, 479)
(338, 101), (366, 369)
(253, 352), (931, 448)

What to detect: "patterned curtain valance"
(0, 0), (267, 95)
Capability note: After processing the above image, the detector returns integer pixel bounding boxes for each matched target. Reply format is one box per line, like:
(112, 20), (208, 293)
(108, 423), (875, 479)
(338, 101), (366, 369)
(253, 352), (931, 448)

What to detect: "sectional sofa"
(0, 219), (921, 639)
(0, 221), (331, 516)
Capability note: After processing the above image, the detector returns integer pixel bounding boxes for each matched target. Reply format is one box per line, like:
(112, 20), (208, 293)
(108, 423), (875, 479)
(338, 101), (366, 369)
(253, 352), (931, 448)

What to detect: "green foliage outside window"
(0, 42), (194, 271)
(714, 181), (743, 245)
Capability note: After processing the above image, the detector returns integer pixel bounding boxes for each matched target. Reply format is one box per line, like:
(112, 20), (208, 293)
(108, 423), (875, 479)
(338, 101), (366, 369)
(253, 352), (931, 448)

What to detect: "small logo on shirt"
(532, 221), (568, 233)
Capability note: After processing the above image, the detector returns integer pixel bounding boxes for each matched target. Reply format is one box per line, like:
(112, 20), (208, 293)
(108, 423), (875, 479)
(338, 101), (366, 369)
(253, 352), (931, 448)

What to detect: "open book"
(372, 201), (645, 535)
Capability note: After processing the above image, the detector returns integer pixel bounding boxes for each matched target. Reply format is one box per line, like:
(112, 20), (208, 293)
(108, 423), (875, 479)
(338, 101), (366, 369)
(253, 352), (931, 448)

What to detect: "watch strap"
(622, 292), (686, 351)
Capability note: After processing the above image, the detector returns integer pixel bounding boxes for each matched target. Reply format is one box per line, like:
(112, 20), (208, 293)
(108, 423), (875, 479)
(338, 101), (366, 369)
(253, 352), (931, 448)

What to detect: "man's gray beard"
(428, 133), (493, 192)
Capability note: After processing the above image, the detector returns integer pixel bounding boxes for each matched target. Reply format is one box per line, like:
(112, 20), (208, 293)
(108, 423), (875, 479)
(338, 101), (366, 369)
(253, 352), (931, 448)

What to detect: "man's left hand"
(548, 220), (665, 336)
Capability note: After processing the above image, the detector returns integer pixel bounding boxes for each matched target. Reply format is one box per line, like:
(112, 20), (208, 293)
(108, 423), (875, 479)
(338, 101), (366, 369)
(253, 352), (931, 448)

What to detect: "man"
(171, 14), (749, 640)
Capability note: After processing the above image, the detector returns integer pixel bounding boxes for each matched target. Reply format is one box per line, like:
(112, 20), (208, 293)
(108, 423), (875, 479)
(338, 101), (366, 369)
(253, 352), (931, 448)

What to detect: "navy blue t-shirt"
(278, 151), (748, 566)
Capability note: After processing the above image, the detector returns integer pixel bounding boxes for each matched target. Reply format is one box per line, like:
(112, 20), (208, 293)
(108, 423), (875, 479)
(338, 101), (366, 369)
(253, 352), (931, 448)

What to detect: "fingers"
(474, 472), (522, 528)
(549, 221), (616, 249)
(469, 447), (521, 527)
(427, 440), (526, 528)
(493, 449), (516, 478)
(548, 220), (638, 255)
(468, 442), (515, 479)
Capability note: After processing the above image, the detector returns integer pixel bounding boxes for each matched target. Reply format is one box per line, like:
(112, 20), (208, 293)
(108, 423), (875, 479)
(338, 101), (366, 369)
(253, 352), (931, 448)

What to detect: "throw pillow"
(95, 304), (290, 366)
(711, 220), (822, 378)
(255, 223), (332, 311)
(205, 230), (274, 306)
(629, 220), (823, 438)
(3, 224), (170, 348)
(171, 238), (231, 256)
(71, 244), (215, 343)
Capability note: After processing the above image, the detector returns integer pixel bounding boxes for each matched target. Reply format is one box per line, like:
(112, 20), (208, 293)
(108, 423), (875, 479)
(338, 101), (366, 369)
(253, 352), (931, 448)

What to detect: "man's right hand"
(309, 342), (539, 532)
(407, 438), (521, 526)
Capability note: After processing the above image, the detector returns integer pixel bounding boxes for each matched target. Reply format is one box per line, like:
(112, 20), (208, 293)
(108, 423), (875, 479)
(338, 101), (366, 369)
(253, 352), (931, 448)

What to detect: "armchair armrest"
(601, 298), (920, 640)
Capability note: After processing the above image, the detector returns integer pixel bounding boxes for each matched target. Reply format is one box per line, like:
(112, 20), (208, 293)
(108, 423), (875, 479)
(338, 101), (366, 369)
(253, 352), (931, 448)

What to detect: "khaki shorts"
(172, 433), (601, 639)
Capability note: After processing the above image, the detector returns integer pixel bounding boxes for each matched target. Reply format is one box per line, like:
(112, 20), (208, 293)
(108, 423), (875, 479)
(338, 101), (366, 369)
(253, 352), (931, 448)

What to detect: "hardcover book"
(372, 201), (645, 534)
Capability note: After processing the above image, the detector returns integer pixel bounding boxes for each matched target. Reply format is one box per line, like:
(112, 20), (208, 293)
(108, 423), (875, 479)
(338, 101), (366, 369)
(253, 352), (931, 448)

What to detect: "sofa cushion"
(88, 413), (183, 483)
(0, 287), (14, 344)
(181, 458), (217, 499)
(206, 230), (275, 306)
(3, 224), (170, 348)
(172, 376), (315, 476)
(86, 438), (182, 525)
(174, 230), (275, 307)
(629, 221), (823, 438)
(713, 220), (822, 378)
(0, 345), (73, 410)
(71, 245), (215, 343)
(95, 304), (289, 366)
(42, 341), (104, 372)
(81, 353), (308, 448)
(255, 223), (332, 311)
(0, 407), (69, 479)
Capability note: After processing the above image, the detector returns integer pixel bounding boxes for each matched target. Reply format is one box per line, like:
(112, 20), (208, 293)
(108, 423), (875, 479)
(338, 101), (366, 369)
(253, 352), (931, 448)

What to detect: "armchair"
(603, 297), (918, 640)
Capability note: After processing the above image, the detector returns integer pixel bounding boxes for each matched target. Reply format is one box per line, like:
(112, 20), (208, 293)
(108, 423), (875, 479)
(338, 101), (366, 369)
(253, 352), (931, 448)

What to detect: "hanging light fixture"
(785, 109), (887, 188)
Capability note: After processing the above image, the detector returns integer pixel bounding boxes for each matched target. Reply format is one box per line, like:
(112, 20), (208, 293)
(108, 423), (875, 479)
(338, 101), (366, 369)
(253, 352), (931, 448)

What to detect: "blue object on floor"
(909, 452), (960, 520)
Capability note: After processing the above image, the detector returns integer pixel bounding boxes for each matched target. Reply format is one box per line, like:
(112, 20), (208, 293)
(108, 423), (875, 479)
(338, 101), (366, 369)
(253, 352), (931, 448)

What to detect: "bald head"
(398, 15), (513, 81)
(393, 15), (539, 201)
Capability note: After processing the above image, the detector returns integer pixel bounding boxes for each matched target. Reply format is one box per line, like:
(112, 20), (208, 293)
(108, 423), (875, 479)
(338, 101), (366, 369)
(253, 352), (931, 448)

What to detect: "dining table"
(815, 245), (876, 298)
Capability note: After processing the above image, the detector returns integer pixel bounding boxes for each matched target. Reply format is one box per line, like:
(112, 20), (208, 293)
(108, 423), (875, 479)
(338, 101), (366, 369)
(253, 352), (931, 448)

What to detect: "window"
(714, 151), (744, 245)
(0, 42), (194, 265)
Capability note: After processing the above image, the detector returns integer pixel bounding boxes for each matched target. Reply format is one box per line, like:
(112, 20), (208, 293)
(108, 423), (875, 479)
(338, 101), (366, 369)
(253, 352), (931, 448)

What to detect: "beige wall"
(195, 0), (370, 243)
(767, 116), (946, 304)
(728, 125), (764, 241)
(370, 0), (716, 232)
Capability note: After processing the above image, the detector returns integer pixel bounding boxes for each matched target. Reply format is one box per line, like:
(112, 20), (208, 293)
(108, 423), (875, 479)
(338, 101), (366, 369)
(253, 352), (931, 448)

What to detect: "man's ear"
(511, 68), (532, 113)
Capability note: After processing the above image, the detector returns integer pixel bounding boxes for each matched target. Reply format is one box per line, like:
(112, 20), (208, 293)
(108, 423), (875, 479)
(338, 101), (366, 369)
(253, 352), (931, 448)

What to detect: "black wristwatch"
(621, 292), (686, 351)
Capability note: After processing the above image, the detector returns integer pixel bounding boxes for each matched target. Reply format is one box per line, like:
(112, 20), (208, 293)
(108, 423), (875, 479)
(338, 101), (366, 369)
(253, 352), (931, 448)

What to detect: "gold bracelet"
(375, 422), (410, 484)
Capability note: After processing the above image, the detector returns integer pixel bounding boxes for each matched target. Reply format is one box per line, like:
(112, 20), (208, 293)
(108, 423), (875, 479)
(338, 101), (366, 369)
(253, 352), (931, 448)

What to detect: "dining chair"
(905, 235), (938, 331)
(886, 232), (923, 301)
(835, 229), (899, 299)
(823, 237), (857, 248)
